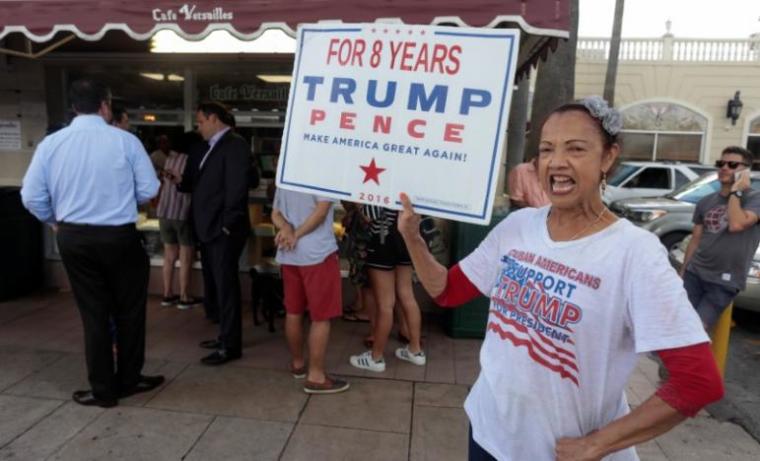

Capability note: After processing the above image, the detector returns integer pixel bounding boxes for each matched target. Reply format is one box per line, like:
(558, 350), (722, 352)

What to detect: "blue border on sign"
(281, 27), (516, 219)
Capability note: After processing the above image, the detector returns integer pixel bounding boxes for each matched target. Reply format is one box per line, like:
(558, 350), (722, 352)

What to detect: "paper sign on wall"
(0, 120), (21, 150)
(277, 23), (519, 224)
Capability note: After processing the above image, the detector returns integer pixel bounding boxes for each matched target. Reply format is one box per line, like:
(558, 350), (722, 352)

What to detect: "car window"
(674, 170), (691, 189)
(672, 176), (721, 203)
(608, 164), (639, 186)
(624, 167), (670, 189)
(689, 166), (716, 177)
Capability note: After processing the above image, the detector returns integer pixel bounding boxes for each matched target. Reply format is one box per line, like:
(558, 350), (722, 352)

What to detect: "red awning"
(0, 1), (569, 43)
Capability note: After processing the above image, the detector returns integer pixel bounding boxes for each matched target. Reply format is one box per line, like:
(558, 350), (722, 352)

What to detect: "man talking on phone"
(680, 146), (760, 330)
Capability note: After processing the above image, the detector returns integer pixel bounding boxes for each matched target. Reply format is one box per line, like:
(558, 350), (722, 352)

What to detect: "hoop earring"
(601, 171), (607, 194)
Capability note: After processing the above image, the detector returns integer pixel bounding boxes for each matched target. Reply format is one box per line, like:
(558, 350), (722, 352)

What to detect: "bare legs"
(162, 243), (194, 301)
(162, 244), (178, 298)
(394, 266), (422, 353)
(369, 265), (422, 360)
(286, 313), (331, 383)
(178, 245), (193, 300)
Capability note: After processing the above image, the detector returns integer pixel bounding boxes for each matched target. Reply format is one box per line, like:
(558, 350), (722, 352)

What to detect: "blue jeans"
(469, 427), (497, 461)
(683, 270), (738, 329)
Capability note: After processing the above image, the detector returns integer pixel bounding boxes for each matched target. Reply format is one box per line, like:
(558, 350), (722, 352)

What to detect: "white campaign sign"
(277, 23), (519, 224)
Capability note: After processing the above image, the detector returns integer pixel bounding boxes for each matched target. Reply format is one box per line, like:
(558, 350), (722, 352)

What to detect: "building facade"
(575, 33), (760, 165)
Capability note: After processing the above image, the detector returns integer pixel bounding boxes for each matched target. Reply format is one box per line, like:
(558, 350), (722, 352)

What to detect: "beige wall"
(0, 58), (47, 186)
(575, 60), (760, 163)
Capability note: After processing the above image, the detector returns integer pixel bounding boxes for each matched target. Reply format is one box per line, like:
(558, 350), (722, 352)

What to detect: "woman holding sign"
(396, 96), (723, 461)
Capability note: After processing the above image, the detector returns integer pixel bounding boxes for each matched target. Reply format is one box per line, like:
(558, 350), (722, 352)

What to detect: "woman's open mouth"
(550, 175), (576, 195)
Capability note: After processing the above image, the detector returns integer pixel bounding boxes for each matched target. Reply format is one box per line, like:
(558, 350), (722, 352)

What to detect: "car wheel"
(661, 232), (688, 252)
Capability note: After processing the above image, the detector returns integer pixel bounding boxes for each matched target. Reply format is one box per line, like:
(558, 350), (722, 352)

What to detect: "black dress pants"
(199, 242), (219, 321)
(56, 223), (149, 400)
(204, 231), (246, 354)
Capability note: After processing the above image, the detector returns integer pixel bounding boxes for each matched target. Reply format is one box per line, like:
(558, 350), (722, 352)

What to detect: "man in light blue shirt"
(22, 103), (158, 225)
(20, 79), (163, 408)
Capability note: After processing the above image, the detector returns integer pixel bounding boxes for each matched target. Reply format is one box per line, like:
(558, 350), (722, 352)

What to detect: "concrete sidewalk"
(0, 291), (758, 460)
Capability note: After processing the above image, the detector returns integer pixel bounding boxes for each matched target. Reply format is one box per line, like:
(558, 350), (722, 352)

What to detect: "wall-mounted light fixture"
(727, 91), (743, 125)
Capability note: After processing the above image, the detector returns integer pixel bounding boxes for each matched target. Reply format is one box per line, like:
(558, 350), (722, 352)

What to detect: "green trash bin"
(445, 206), (510, 338)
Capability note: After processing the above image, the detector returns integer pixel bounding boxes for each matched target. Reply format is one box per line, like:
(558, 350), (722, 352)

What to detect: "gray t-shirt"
(273, 189), (338, 266)
(687, 189), (760, 291)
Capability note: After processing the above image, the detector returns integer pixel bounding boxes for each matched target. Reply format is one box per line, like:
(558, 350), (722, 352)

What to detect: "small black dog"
(249, 267), (284, 333)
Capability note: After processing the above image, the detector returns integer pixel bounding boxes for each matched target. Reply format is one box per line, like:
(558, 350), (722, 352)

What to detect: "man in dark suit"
(183, 102), (252, 365)
(177, 131), (218, 323)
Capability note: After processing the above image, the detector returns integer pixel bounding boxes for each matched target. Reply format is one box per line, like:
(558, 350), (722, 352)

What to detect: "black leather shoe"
(119, 375), (166, 399)
(201, 349), (241, 366)
(199, 339), (222, 349)
(72, 390), (117, 408)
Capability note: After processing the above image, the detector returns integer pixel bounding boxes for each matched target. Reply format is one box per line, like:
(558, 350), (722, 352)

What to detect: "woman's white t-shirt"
(459, 207), (708, 461)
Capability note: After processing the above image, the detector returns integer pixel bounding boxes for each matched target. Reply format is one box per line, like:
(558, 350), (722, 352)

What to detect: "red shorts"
(281, 252), (342, 321)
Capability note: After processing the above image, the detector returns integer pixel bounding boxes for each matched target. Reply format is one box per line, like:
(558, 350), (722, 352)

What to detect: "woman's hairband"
(580, 95), (623, 137)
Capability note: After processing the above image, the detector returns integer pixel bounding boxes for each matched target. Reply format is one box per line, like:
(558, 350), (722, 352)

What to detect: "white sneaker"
(395, 346), (426, 366)
(349, 351), (386, 372)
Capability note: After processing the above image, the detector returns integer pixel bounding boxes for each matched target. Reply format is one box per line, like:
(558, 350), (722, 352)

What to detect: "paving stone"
(0, 395), (62, 447)
(394, 359), (427, 382)
(281, 424), (408, 461)
(410, 405), (468, 461)
(6, 353), (183, 404)
(423, 333), (456, 384)
(49, 406), (211, 461)
(635, 439), (669, 461)
(626, 368), (657, 408)
(300, 377), (412, 433)
(0, 402), (102, 460)
(414, 382), (468, 408)
(120, 360), (188, 407)
(5, 354), (86, 400)
(656, 416), (760, 461)
(146, 365), (307, 422)
(453, 339), (481, 386)
(3, 292), (760, 461)
(0, 347), (62, 392)
(184, 416), (292, 461)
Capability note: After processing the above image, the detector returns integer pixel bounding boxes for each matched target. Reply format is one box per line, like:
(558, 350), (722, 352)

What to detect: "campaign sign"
(277, 23), (519, 224)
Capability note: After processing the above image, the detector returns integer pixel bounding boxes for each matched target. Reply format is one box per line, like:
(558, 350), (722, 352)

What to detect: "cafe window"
(619, 102), (707, 163)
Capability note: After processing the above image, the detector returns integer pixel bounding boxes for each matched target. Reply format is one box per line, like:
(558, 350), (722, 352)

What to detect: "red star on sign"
(360, 158), (386, 185)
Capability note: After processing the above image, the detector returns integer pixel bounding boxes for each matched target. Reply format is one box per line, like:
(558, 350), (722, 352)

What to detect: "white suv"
(603, 161), (715, 204)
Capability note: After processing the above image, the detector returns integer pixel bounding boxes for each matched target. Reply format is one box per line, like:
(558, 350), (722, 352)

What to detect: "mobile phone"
(734, 169), (749, 183)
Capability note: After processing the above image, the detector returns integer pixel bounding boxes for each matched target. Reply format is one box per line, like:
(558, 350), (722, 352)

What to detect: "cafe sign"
(152, 4), (233, 23)
(209, 84), (289, 103)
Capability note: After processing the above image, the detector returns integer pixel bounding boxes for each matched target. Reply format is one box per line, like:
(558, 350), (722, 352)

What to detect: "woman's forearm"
(558, 396), (685, 460)
(597, 396), (685, 456)
(402, 232), (448, 298)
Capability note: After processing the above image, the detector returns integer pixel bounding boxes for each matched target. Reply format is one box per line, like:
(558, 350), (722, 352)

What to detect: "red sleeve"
(433, 263), (482, 308)
(655, 342), (724, 417)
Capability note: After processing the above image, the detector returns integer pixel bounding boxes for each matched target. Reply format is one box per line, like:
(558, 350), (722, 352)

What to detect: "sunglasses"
(715, 160), (749, 169)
